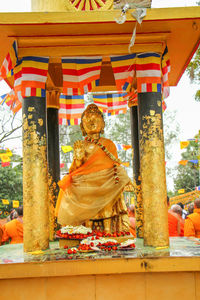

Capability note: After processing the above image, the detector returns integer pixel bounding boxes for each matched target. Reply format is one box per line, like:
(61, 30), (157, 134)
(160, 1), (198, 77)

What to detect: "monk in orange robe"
(171, 204), (184, 236)
(184, 198), (200, 238)
(167, 197), (180, 236)
(1, 206), (23, 244)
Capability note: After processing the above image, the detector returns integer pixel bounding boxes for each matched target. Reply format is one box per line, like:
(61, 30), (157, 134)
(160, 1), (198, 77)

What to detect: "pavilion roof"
(0, 7), (199, 88)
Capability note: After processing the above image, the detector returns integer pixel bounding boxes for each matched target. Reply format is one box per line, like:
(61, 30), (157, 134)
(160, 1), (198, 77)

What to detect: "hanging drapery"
(135, 52), (162, 93)
(62, 56), (102, 95)
(0, 41), (171, 119)
(161, 46), (171, 99)
(93, 93), (128, 115)
(20, 56), (49, 97)
(110, 54), (136, 93)
(0, 41), (18, 79)
(59, 94), (85, 126)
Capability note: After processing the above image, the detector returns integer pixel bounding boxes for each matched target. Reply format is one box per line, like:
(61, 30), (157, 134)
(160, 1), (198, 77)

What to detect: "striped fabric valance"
(0, 41), (170, 121)
(62, 56), (102, 96)
(93, 93), (127, 115)
(59, 94), (85, 126)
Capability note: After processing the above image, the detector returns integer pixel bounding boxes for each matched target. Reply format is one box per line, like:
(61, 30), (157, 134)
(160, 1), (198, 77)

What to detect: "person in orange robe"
(184, 198), (200, 238)
(1, 206), (23, 244)
(167, 197), (180, 236)
(171, 204), (185, 236)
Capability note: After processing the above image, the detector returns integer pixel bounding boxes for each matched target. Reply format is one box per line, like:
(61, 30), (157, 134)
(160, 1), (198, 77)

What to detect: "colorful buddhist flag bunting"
(0, 154), (11, 163)
(20, 56), (49, 98)
(195, 186), (200, 191)
(161, 46), (171, 99)
(110, 54), (136, 92)
(93, 93), (127, 115)
(178, 189), (185, 194)
(180, 141), (190, 149)
(59, 94), (85, 126)
(0, 94), (8, 105)
(136, 52), (162, 93)
(122, 162), (130, 167)
(62, 56), (102, 95)
(116, 144), (132, 150)
(61, 145), (73, 153)
(189, 160), (198, 164)
(2, 199), (9, 205)
(12, 200), (19, 208)
(178, 160), (188, 166)
(0, 40), (18, 79)
(122, 144), (132, 150)
(1, 162), (10, 167)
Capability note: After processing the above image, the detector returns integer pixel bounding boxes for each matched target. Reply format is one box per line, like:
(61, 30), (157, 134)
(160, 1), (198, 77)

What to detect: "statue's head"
(80, 104), (105, 136)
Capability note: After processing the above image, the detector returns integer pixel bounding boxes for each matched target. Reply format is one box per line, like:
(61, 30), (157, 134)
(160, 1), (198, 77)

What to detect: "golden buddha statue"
(55, 104), (130, 233)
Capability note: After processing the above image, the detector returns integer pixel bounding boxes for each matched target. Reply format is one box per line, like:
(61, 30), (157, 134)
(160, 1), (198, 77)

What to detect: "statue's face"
(82, 112), (104, 135)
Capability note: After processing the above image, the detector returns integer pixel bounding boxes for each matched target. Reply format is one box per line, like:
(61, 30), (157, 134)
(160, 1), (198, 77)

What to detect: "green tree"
(59, 124), (82, 172)
(0, 153), (23, 218)
(105, 111), (132, 164)
(186, 2), (200, 101)
(0, 106), (22, 145)
(174, 136), (199, 194)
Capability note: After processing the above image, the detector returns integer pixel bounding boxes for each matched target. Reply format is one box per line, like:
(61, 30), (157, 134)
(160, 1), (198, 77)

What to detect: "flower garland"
(85, 136), (122, 184)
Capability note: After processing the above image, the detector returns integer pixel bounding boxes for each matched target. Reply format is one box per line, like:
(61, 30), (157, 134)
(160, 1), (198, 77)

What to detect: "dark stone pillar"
(130, 105), (143, 238)
(47, 106), (60, 240)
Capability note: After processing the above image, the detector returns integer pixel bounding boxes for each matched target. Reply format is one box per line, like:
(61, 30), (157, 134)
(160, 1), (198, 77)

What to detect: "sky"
(0, 0), (199, 190)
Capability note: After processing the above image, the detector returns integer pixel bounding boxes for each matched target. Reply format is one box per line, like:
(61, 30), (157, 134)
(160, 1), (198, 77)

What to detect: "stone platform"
(0, 238), (200, 300)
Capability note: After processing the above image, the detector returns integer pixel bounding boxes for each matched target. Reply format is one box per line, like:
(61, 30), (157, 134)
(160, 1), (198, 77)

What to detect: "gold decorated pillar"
(138, 92), (169, 247)
(130, 105), (143, 238)
(23, 96), (49, 252)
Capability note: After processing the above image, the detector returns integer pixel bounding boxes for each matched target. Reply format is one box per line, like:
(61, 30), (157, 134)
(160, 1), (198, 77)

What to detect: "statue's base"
(59, 239), (81, 248)
(58, 235), (134, 248)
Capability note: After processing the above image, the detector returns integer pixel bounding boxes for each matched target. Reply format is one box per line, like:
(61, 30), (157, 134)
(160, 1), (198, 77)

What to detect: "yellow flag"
(13, 200), (19, 208)
(180, 141), (189, 149)
(61, 145), (73, 153)
(178, 189), (185, 194)
(122, 162), (130, 167)
(0, 154), (11, 163)
(2, 199), (9, 205)
(6, 149), (12, 157)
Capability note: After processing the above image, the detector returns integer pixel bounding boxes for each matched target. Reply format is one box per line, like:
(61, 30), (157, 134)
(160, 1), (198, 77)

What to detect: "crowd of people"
(128, 197), (200, 239)
(0, 206), (23, 245)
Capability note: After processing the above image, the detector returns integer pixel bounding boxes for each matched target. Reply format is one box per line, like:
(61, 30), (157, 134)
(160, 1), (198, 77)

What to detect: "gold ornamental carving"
(64, 0), (113, 11)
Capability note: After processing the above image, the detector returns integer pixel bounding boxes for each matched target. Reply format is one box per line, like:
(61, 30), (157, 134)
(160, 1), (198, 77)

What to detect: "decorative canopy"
(0, 41), (170, 123)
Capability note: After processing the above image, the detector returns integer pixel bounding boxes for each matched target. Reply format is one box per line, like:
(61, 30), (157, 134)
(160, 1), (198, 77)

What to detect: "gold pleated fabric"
(57, 165), (130, 226)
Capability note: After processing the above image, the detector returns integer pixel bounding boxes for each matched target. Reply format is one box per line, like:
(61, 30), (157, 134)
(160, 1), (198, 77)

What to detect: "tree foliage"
(186, 47), (200, 101)
(174, 136), (199, 194)
(0, 106), (22, 145)
(0, 155), (23, 218)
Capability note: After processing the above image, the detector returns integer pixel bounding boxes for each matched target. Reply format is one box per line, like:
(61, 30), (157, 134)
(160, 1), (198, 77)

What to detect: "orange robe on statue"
(2, 219), (23, 244)
(55, 137), (130, 231)
(184, 208), (200, 238)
